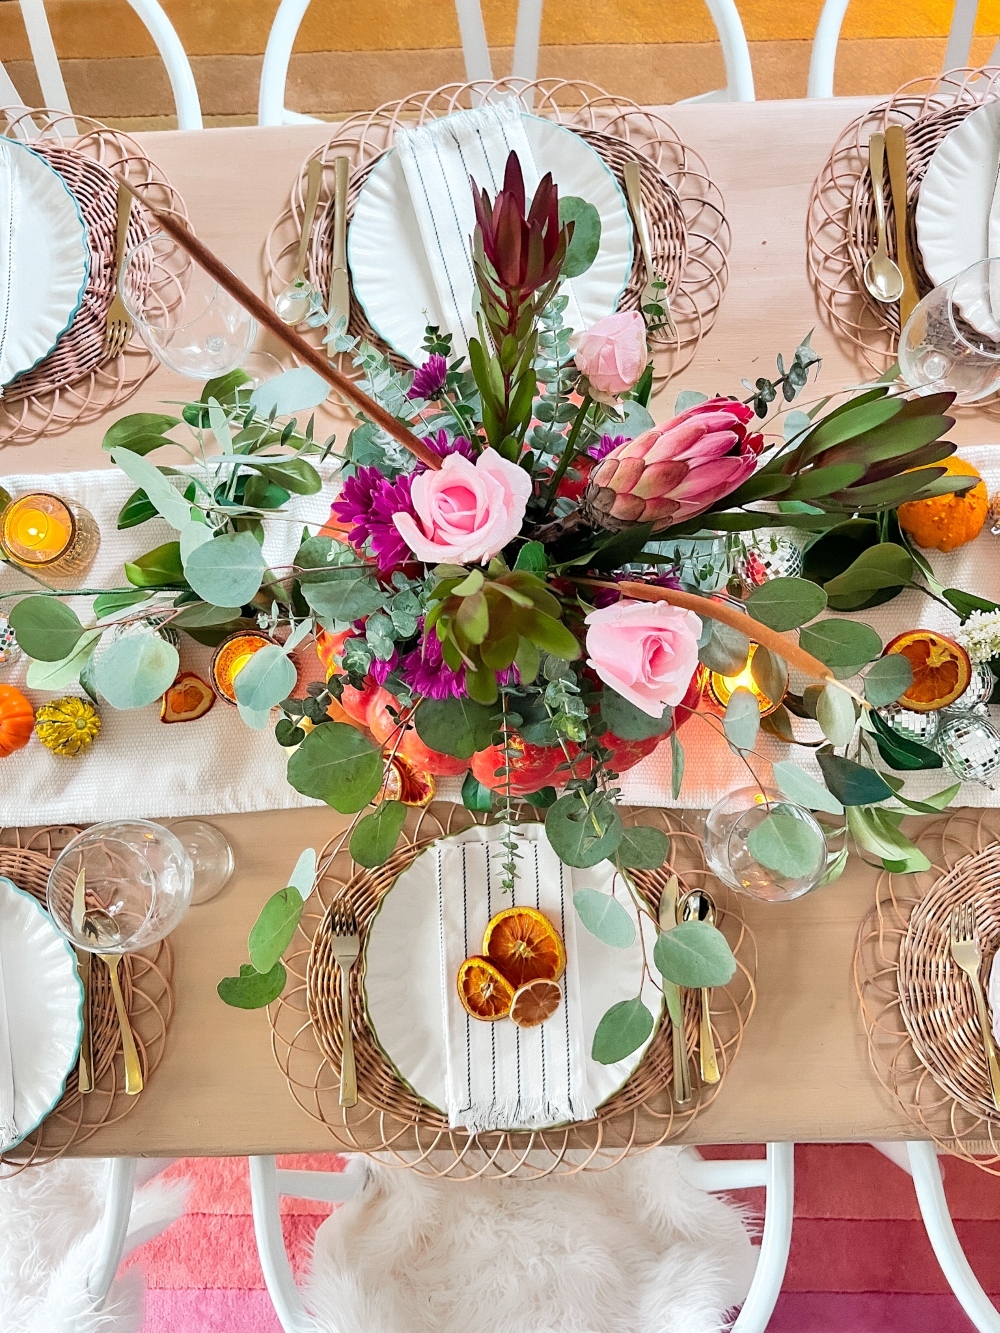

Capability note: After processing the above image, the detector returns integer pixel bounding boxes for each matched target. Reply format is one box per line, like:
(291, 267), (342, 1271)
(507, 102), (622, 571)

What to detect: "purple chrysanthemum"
(330, 466), (416, 572)
(407, 353), (448, 401)
(369, 649), (399, 685)
(422, 429), (477, 463)
(399, 631), (466, 700)
(587, 433), (627, 462)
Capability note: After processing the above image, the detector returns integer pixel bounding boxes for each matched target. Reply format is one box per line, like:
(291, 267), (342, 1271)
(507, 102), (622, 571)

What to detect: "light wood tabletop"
(9, 97), (998, 1156)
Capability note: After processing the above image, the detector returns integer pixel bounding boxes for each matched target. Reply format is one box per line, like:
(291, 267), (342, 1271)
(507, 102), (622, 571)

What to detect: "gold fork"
(102, 182), (134, 360)
(330, 899), (360, 1108)
(950, 902), (1000, 1112)
(623, 158), (675, 336)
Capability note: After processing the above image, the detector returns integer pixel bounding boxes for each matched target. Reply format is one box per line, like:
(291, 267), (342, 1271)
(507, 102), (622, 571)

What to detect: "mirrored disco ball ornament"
(733, 534), (802, 591)
(0, 616), (20, 669)
(950, 660), (996, 710)
(878, 704), (941, 747)
(934, 711), (1000, 786)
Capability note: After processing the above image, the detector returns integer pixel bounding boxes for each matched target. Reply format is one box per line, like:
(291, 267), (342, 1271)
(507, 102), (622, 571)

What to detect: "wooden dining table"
(11, 94), (1000, 1158)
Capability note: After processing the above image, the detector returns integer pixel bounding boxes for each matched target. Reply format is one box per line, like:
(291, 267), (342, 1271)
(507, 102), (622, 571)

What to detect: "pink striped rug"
(125, 1145), (1000, 1331)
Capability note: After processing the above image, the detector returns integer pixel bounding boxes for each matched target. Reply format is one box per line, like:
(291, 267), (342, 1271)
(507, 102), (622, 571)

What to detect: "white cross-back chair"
(248, 1143), (794, 1333)
(808, 0), (1000, 98)
(0, 0), (202, 134)
(257, 0), (754, 127)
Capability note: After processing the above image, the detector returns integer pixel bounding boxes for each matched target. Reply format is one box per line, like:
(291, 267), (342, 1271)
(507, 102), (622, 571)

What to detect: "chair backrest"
(808, 0), (1000, 98)
(0, 0), (202, 131)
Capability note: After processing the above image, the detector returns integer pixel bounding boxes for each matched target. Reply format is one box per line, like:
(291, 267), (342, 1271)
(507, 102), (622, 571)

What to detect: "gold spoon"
(864, 132), (905, 305)
(83, 909), (143, 1096)
(677, 889), (721, 1084)
(275, 156), (324, 325)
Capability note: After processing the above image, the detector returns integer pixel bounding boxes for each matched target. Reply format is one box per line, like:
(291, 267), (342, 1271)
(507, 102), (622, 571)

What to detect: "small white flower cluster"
(957, 609), (1000, 663)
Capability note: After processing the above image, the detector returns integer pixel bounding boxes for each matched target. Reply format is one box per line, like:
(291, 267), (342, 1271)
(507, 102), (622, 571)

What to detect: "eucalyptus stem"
(542, 391), (593, 509)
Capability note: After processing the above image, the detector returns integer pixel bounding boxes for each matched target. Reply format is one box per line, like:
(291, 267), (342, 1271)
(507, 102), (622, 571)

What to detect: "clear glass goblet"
(119, 231), (257, 379)
(899, 258), (1000, 403)
(46, 819), (194, 953)
(167, 818), (235, 905)
(704, 786), (828, 903)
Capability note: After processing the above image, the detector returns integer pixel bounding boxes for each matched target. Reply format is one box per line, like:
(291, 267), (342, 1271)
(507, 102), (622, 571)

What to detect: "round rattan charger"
(808, 66), (1000, 393)
(270, 803), (756, 1181)
(264, 79), (729, 391)
(856, 807), (1000, 1172)
(0, 107), (188, 447)
(0, 826), (172, 1174)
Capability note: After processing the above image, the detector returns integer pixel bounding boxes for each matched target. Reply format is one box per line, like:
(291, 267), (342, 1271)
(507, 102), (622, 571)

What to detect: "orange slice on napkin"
(510, 978), (563, 1029)
(457, 956), (515, 1021)
(883, 630), (971, 712)
(483, 906), (566, 989)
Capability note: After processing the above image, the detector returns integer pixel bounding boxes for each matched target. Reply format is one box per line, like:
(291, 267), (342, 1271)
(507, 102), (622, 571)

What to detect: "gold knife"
(71, 869), (92, 1094)
(658, 874), (691, 1105)
(329, 155), (351, 336)
(885, 124), (919, 326)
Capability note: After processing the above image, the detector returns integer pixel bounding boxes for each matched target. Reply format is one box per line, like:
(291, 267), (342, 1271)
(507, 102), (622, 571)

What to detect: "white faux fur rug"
(0, 1157), (188, 1333)
(305, 1149), (757, 1333)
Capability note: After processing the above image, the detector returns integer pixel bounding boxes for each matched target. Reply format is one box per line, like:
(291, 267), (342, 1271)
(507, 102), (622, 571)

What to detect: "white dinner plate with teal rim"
(348, 114), (634, 365)
(0, 137), (90, 389)
(362, 824), (662, 1124)
(0, 876), (83, 1152)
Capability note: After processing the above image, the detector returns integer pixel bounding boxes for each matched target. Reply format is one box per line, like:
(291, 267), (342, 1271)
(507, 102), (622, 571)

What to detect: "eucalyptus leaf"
(350, 800), (407, 868)
(415, 697), (497, 759)
(746, 577), (827, 631)
(92, 632), (179, 710)
(287, 847), (318, 898)
(233, 644), (297, 712)
(286, 722), (383, 812)
(698, 619), (750, 675)
(184, 530), (266, 607)
(816, 682), (857, 746)
(816, 752), (893, 806)
(864, 653), (913, 707)
(559, 196), (602, 278)
(750, 646), (788, 706)
(9, 597), (85, 661)
(670, 730), (685, 800)
(653, 920), (737, 988)
(823, 543), (914, 598)
(591, 997), (654, 1064)
(617, 824), (670, 869)
(772, 759), (845, 815)
(799, 619), (882, 670)
(248, 887), (304, 974)
(545, 791), (623, 868)
(179, 519), (214, 565)
(302, 572), (385, 625)
(170, 600), (243, 628)
(573, 888), (636, 948)
(25, 628), (102, 690)
(110, 447), (192, 530)
(249, 366), (330, 416)
(217, 961), (287, 1010)
(723, 688), (760, 751)
(747, 809), (826, 878)
(600, 687), (672, 741)
(93, 589), (152, 618)
(238, 700), (272, 730)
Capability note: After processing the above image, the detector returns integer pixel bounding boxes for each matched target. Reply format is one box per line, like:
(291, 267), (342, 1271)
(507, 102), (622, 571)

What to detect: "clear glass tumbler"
(119, 231), (257, 379)
(899, 258), (1000, 403)
(46, 819), (194, 953)
(704, 786), (828, 903)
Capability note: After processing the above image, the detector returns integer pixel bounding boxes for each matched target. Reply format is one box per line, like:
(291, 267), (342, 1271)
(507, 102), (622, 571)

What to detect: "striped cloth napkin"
(0, 925), (17, 1150)
(394, 97), (585, 359)
(436, 829), (595, 1134)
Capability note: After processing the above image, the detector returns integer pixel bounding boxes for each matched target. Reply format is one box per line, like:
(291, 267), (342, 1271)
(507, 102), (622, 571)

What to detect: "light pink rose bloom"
(393, 447), (531, 565)
(585, 599), (700, 718)
(574, 310), (648, 402)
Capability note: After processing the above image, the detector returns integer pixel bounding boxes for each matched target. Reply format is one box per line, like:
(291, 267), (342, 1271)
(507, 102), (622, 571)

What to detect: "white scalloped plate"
(363, 823), (662, 1124)
(0, 138), (90, 389)
(348, 115), (634, 365)
(0, 876), (83, 1151)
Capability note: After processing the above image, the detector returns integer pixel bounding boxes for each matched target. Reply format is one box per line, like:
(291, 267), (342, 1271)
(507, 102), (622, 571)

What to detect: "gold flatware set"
(659, 876), (722, 1104)
(864, 125), (919, 320)
(950, 901), (1000, 1114)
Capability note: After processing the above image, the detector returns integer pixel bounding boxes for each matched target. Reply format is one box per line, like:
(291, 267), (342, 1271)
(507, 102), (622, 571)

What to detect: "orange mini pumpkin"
(0, 684), (34, 756)
(897, 456), (989, 552)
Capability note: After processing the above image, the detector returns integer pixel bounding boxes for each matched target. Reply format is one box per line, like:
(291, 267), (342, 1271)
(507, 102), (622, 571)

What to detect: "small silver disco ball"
(949, 660), (996, 711)
(734, 534), (803, 589)
(878, 704), (941, 748)
(0, 616), (20, 669)
(934, 712), (1000, 787)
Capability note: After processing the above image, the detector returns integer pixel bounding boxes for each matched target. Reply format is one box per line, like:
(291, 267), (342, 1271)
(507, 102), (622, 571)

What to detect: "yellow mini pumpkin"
(897, 456), (989, 552)
(35, 696), (101, 756)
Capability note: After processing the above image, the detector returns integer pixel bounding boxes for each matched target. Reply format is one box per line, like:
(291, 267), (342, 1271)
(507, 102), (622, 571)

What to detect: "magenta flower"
(422, 429), (477, 464)
(407, 353), (448, 401)
(585, 398), (764, 532)
(400, 631), (466, 700)
(331, 467), (417, 572)
(369, 649), (399, 685)
(587, 434), (626, 462)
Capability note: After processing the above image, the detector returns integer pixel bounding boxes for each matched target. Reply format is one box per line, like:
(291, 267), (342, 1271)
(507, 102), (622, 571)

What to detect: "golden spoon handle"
(102, 956), (143, 1096)
(293, 157), (323, 284)
(699, 988), (720, 1083)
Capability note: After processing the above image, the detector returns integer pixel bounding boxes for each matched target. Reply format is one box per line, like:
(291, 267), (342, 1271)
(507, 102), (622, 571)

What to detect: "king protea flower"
(472, 151), (568, 297)
(584, 397), (764, 532)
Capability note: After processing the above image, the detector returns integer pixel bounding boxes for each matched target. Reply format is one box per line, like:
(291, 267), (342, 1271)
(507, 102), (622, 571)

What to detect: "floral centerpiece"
(3, 154), (987, 1059)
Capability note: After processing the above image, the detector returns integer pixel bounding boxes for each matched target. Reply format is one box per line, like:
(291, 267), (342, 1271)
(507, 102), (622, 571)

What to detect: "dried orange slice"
(510, 978), (563, 1029)
(482, 906), (567, 989)
(883, 630), (972, 712)
(456, 956), (514, 1021)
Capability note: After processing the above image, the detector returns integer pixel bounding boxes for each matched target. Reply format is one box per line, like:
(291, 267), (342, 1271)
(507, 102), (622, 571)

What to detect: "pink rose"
(574, 311), (648, 403)
(585, 599), (700, 718)
(392, 447), (531, 565)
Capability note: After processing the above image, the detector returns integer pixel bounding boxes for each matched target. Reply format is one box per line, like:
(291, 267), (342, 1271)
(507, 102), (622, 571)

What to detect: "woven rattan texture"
(270, 805), (756, 1180)
(0, 826), (172, 1174)
(264, 80), (729, 389)
(0, 108), (187, 447)
(856, 808), (1000, 1173)
(808, 68), (1000, 387)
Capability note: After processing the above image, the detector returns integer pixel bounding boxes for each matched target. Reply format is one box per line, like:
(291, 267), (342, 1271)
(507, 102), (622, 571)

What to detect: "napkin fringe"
(452, 1091), (594, 1135)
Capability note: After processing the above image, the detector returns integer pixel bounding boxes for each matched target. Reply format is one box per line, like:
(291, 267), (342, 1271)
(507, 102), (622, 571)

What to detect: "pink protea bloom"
(585, 397), (764, 533)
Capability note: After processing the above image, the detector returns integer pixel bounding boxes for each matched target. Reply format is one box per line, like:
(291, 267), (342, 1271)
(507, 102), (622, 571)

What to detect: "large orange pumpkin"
(897, 456), (989, 552)
(0, 684), (34, 756)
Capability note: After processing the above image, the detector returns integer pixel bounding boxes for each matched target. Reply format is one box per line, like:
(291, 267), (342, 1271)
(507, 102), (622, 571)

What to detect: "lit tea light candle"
(211, 631), (276, 704)
(0, 492), (100, 586)
(707, 644), (784, 718)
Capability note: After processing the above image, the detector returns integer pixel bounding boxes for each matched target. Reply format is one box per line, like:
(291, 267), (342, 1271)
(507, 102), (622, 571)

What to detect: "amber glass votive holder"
(0, 492), (100, 588)
(705, 644), (784, 719)
(211, 630), (276, 704)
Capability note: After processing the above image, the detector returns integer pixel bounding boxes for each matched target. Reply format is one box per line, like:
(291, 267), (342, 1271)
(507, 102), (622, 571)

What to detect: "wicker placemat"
(0, 107), (188, 447)
(270, 804), (756, 1180)
(808, 67), (1000, 379)
(0, 826), (172, 1174)
(855, 807), (1000, 1173)
(264, 79), (729, 389)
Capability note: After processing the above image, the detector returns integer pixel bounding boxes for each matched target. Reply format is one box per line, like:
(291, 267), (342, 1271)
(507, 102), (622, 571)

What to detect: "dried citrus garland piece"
(884, 630), (971, 712)
(456, 956), (514, 1021)
(482, 906), (567, 988)
(510, 978), (563, 1029)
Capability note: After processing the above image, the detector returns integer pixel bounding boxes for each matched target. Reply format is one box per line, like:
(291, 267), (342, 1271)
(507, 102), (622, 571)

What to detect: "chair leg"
(88, 1157), (137, 1309)
(730, 1143), (795, 1333)
(906, 1141), (1000, 1333)
(249, 1156), (315, 1333)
